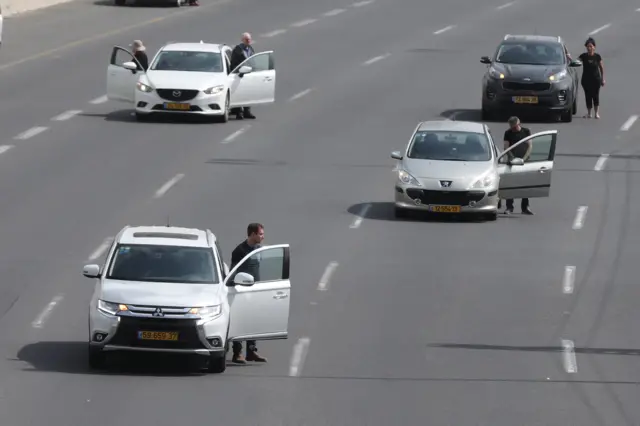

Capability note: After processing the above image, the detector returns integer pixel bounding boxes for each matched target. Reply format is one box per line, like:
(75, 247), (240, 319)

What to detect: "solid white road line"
(90, 95), (108, 105)
(594, 154), (609, 171)
(289, 337), (311, 377)
(561, 339), (578, 373)
(14, 126), (48, 140)
(261, 29), (287, 38)
(588, 24), (610, 35)
(563, 265), (576, 294)
(154, 173), (185, 199)
(496, 1), (515, 9)
(620, 115), (638, 131)
(362, 54), (389, 66)
(433, 25), (455, 35)
(352, 0), (375, 6)
(317, 261), (339, 291)
(32, 294), (64, 329)
(572, 206), (588, 230)
(291, 18), (317, 27)
(350, 203), (372, 229)
(324, 8), (346, 16)
(0, 145), (14, 156)
(51, 110), (83, 121)
(88, 237), (113, 261)
(222, 126), (250, 143)
(289, 88), (314, 102)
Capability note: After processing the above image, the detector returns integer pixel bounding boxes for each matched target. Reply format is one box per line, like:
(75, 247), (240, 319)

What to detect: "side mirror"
(233, 272), (255, 286)
(569, 60), (582, 67)
(390, 151), (403, 160)
(509, 158), (525, 166)
(480, 56), (491, 64)
(83, 264), (101, 278)
(238, 65), (253, 75)
(122, 61), (138, 71)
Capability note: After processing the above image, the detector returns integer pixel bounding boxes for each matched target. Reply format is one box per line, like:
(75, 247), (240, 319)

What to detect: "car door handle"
(273, 292), (289, 300)
(538, 167), (549, 173)
(263, 77), (273, 82)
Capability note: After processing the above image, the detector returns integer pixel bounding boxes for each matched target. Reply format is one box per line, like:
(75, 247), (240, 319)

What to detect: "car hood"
(146, 71), (227, 91)
(493, 63), (564, 81)
(100, 279), (222, 307)
(402, 158), (494, 189)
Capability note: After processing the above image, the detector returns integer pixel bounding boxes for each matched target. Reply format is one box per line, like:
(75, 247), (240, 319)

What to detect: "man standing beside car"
(229, 222), (267, 364)
(229, 32), (257, 120)
(498, 116), (534, 215)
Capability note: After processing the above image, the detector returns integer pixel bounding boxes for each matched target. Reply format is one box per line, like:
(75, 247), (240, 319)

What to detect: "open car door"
(229, 51), (276, 107)
(225, 244), (290, 342)
(107, 46), (143, 103)
(497, 130), (557, 199)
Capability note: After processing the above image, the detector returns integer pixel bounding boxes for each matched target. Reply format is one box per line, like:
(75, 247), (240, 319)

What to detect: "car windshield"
(407, 130), (492, 161)
(495, 41), (565, 65)
(107, 244), (219, 284)
(150, 51), (224, 72)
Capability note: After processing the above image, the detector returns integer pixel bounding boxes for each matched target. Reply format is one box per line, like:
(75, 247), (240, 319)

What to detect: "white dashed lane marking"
(32, 294), (64, 329)
(288, 88), (314, 102)
(154, 173), (185, 199)
(317, 261), (339, 291)
(350, 203), (371, 228)
(90, 95), (108, 105)
(51, 110), (83, 121)
(291, 18), (317, 27)
(0, 145), (14, 156)
(352, 0), (375, 7)
(594, 154), (609, 171)
(433, 25), (455, 35)
(563, 265), (576, 294)
(362, 54), (390, 66)
(14, 126), (49, 140)
(289, 337), (311, 377)
(222, 125), (250, 144)
(261, 29), (287, 38)
(561, 339), (578, 373)
(324, 8), (346, 16)
(620, 115), (638, 131)
(572, 206), (588, 230)
(588, 23), (610, 35)
(496, 1), (515, 9)
(88, 237), (114, 261)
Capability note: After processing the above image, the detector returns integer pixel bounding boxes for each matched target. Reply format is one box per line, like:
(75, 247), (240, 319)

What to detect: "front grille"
(110, 317), (206, 350)
(502, 82), (551, 91)
(156, 89), (199, 102)
(406, 189), (486, 206)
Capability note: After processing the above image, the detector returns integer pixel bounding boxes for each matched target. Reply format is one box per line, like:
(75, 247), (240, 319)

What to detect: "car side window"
(235, 52), (272, 73)
(113, 48), (136, 68)
(525, 134), (554, 162)
(235, 247), (286, 284)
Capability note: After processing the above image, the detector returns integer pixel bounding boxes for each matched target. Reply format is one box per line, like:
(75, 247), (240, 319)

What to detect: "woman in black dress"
(578, 37), (605, 119)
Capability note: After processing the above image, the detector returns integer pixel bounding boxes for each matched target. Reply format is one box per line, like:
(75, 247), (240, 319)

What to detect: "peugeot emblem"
(414, 198), (422, 205)
(469, 201), (477, 207)
(440, 180), (452, 188)
(172, 90), (182, 98)
(152, 307), (164, 317)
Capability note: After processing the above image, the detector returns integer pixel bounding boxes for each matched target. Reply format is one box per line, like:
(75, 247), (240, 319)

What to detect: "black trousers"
(582, 80), (601, 109)
(231, 106), (252, 116)
(232, 340), (257, 354)
(499, 198), (529, 210)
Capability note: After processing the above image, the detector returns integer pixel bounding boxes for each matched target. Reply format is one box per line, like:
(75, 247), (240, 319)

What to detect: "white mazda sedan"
(105, 41), (276, 122)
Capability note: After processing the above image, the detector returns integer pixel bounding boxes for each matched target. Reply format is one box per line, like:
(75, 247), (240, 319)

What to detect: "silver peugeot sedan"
(391, 120), (558, 221)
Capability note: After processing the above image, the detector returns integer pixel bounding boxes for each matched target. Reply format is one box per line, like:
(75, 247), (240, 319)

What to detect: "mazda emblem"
(172, 91), (182, 97)
(440, 180), (452, 187)
(152, 307), (164, 317)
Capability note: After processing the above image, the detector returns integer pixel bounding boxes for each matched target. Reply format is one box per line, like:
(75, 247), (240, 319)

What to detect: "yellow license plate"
(513, 96), (538, 104)
(137, 331), (179, 341)
(164, 102), (191, 111)
(429, 205), (461, 213)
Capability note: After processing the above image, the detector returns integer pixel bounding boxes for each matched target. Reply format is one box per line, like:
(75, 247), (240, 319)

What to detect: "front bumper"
(483, 78), (573, 112)
(89, 310), (227, 355)
(394, 186), (499, 213)
(134, 88), (227, 116)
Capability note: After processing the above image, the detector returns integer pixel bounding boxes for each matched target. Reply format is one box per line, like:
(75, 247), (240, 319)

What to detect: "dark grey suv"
(480, 35), (582, 122)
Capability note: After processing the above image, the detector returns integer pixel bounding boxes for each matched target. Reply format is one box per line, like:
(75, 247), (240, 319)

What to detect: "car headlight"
(549, 70), (568, 81)
(398, 169), (421, 186)
(471, 172), (498, 189)
(488, 66), (505, 80)
(203, 85), (225, 95)
(189, 305), (222, 318)
(136, 81), (154, 93)
(98, 300), (128, 316)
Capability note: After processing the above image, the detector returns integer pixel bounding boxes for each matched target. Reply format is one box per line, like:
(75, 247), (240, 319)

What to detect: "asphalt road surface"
(1, 0), (640, 424)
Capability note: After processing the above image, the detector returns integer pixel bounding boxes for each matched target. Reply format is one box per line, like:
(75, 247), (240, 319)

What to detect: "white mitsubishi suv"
(105, 41), (276, 122)
(82, 225), (291, 373)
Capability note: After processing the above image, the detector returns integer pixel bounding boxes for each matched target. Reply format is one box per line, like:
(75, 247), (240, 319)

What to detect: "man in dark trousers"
(499, 116), (534, 215)
(229, 222), (267, 364)
(229, 32), (256, 120)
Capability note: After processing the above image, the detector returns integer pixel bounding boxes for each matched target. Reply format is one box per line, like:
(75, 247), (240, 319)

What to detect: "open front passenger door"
(107, 46), (144, 103)
(497, 130), (557, 200)
(229, 51), (276, 107)
(225, 244), (290, 342)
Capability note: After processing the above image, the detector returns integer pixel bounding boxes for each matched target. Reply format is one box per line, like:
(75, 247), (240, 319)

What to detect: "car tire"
(484, 212), (498, 221)
(114, 0), (126, 5)
(207, 354), (227, 374)
(560, 108), (572, 122)
(88, 346), (107, 370)
(135, 112), (149, 122)
(481, 106), (492, 121)
(572, 97), (577, 115)
(217, 93), (229, 123)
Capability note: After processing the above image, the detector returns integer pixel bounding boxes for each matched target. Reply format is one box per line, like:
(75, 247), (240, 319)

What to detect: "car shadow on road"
(79, 110), (215, 124)
(14, 341), (241, 377)
(440, 109), (562, 124)
(93, 0), (179, 6)
(347, 201), (506, 224)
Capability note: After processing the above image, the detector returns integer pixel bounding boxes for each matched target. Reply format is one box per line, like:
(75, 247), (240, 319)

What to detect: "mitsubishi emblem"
(172, 90), (182, 97)
(440, 180), (452, 187)
(152, 307), (164, 317)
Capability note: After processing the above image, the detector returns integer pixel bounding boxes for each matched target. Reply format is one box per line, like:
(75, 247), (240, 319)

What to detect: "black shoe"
(522, 208), (534, 215)
(244, 112), (256, 119)
(235, 113), (244, 120)
(504, 208), (513, 215)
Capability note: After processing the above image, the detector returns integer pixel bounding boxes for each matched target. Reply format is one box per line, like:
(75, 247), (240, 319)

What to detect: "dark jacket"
(134, 51), (149, 71)
(230, 43), (255, 71)
(230, 241), (261, 282)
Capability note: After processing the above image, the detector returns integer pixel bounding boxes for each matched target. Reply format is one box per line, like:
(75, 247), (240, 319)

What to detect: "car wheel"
(485, 212), (498, 221)
(561, 108), (572, 122)
(114, 0), (126, 5)
(135, 112), (149, 122)
(88, 346), (107, 370)
(481, 106), (492, 121)
(572, 97), (577, 115)
(207, 354), (227, 373)
(217, 93), (229, 123)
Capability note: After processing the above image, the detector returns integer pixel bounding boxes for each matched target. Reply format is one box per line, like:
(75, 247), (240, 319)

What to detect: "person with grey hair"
(498, 116), (534, 215)
(229, 32), (257, 120)
(130, 40), (148, 71)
